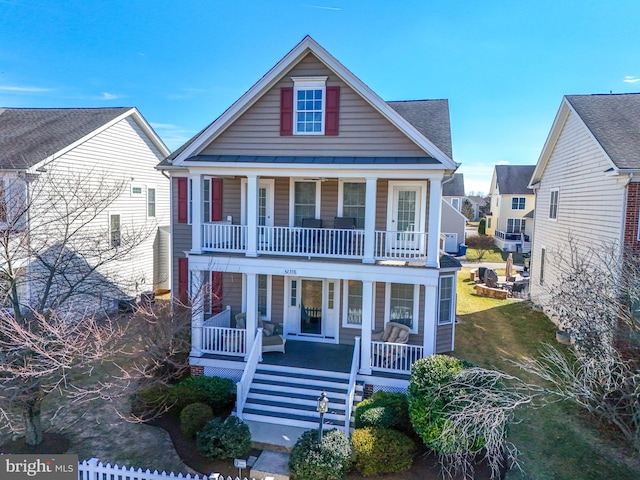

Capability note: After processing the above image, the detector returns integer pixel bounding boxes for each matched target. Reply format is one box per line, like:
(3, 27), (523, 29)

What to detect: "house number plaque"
(284, 269), (297, 275)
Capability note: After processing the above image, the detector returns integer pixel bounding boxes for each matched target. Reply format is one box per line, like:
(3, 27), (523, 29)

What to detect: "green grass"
(464, 247), (526, 264)
(454, 269), (640, 480)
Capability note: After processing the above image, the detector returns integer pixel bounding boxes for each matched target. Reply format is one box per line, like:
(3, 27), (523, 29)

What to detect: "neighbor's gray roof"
(442, 173), (465, 196)
(495, 165), (536, 194)
(565, 94), (640, 170)
(163, 99), (453, 166)
(0, 107), (132, 170)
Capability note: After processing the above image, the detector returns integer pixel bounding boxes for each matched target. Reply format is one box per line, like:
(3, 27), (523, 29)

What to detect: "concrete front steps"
(239, 364), (363, 434)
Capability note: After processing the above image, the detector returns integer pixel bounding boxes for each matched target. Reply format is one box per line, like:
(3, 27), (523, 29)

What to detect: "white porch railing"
(371, 341), (424, 374)
(202, 223), (246, 252)
(204, 305), (231, 328)
(201, 326), (246, 356)
(236, 328), (263, 419)
(373, 230), (428, 260)
(344, 336), (361, 435)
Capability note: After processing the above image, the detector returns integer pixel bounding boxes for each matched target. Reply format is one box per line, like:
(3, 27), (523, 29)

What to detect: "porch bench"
(262, 334), (286, 354)
(474, 284), (509, 300)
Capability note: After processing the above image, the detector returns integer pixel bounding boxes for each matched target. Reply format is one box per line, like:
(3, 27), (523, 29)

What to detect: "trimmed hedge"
(180, 402), (214, 438)
(351, 427), (415, 476)
(169, 375), (235, 415)
(196, 416), (251, 459)
(408, 354), (473, 453)
(354, 391), (412, 435)
(288, 429), (351, 480)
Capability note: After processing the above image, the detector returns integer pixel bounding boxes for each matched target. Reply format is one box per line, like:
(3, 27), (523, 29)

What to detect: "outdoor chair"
(299, 218), (323, 253)
(235, 313), (286, 353)
(333, 217), (356, 255)
(371, 321), (411, 369)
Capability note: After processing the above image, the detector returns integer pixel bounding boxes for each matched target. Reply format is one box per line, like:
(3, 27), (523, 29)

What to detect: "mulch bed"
(0, 433), (70, 454)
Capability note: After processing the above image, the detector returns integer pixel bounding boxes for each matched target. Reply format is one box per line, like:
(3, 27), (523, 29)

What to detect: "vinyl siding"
(172, 176), (192, 298)
(530, 110), (626, 303)
(201, 53), (427, 158)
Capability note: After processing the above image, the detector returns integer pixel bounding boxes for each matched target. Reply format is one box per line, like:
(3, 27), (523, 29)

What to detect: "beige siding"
(271, 275), (285, 323)
(201, 53), (426, 158)
(436, 323), (454, 353)
(222, 272), (243, 318)
(223, 177), (242, 223)
(320, 179), (338, 225)
(530, 111), (626, 303)
(274, 177), (290, 226)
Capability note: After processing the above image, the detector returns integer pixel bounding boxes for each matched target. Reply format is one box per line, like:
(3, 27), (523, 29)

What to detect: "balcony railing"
(201, 223), (428, 261)
(371, 341), (424, 374)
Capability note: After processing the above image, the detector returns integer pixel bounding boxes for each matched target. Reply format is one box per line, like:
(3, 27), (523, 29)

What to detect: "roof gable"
(442, 173), (465, 196)
(494, 165), (536, 194)
(169, 36), (456, 170)
(0, 107), (169, 170)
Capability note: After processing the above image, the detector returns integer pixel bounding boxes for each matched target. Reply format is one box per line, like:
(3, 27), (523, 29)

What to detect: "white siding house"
(0, 107), (170, 315)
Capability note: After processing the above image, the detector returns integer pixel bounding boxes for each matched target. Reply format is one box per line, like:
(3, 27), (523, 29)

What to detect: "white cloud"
(623, 76), (640, 84)
(150, 122), (194, 151)
(100, 92), (118, 100)
(304, 5), (342, 10)
(0, 85), (52, 92)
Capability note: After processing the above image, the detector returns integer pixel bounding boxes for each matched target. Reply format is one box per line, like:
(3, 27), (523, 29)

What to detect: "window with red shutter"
(177, 178), (188, 223)
(211, 271), (223, 314)
(325, 86), (340, 135)
(211, 178), (223, 221)
(280, 87), (293, 136)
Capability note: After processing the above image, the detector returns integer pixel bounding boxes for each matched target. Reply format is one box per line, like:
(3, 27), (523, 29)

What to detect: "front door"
(285, 278), (339, 343)
(300, 279), (323, 334)
(387, 182), (424, 252)
(258, 180), (275, 246)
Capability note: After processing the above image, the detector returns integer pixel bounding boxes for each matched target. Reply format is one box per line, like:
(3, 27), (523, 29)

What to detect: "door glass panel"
(258, 187), (267, 226)
(397, 190), (416, 232)
(301, 279), (322, 334)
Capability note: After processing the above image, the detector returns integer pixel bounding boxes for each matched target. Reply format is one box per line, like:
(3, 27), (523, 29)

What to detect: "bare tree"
(465, 234), (495, 260)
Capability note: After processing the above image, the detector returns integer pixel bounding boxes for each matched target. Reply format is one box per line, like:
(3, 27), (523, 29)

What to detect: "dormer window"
(293, 77), (327, 135)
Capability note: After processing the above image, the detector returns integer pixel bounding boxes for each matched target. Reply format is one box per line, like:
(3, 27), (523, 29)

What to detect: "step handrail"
(236, 328), (263, 419)
(344, 336), (361, 435)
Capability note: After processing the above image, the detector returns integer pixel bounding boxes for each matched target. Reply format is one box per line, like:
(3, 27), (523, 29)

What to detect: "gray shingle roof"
(495, 165), (536, 194)
(387, 100), (452, 159)
(565, 94), (640, 170)
(442, 173), (465, 196)
(0, 107), (132, 169)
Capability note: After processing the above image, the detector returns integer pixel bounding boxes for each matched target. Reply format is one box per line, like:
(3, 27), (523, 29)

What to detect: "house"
(443, 173), (465, 211)
(485, 164), (535, 252)
(159, 36), (461, 431)
(466, 195), (488, 222)
(528, 93), (640, 306)
(0, 107), (170, 315)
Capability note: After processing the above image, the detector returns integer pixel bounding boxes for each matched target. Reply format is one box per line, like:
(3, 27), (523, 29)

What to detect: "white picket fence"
(78, 458), (269, 480)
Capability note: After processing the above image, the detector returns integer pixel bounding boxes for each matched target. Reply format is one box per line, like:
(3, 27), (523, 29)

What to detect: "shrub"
(478, 217), (486, 235)
(180, 402), (214, 438)
(288, 429), (351, 480)
(133, 383), (174, 417)
(196, 416), (251, 459)
(169, 375), (235, 415)
(354, 391), (412, 435)
(465, 234), (495, 260)
(408, 355), (473, 453)
(351, 427), (415, 476)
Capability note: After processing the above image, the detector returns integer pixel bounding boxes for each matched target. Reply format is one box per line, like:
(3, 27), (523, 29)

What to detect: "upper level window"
(512, 197), (526, 210)
(293, 77), (327, 135)
(549, 189), (559, 220)
(147, 188), (156, 218)
(341, 182), (366, 229)
(451, 198), (460, 210)
(507, 218), (526, 233)
(438, 276), (454, 325)
(110, 214), (121, 248)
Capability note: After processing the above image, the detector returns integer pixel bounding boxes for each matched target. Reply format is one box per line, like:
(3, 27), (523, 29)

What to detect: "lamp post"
(316, 391), (329, 443)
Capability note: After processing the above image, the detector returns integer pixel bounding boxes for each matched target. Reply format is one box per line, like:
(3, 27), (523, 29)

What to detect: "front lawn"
(463, 247), (526, 264)
(454, 269), (640, 480)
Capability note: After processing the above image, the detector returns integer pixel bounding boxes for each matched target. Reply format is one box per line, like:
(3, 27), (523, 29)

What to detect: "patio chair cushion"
(236, 314), (275, 337)
(262, 334), (286, 353)
(235, 313), (246, 329)
(372, 321), (411, 344)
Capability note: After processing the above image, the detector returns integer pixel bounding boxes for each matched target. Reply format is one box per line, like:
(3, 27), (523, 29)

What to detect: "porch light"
(316, 391), (329, 443)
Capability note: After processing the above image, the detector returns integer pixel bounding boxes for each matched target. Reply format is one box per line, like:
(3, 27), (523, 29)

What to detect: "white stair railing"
(344, 336), (361, 435)
(236, 328), (263, 419)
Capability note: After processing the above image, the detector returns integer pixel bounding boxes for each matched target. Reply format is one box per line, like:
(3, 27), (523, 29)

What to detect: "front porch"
(494, 230), (532, 253)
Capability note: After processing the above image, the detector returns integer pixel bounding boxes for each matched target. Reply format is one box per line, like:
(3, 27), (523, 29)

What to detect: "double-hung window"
(257, 274), (271, 319)
(293, 77), (327, 135)
(549, 189), (559, 220)
(507, 218), (526, 233)
(147, 188), (156, 218)
(110, 214), (121, 248)
(438, 276), (454, 325)
(341, 182), (366, 229)
(293, 181), (318, 226)
(511, 197), (526, 210)
(388, 283), (418, 333)
(343, 280), (363, 327)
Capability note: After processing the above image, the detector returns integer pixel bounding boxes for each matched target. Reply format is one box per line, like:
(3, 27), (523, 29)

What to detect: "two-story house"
(160, 37), (461, 431)
(528, 93), (640, 308)
(0, 107), (170, 315)
(485, 164), (535, 252)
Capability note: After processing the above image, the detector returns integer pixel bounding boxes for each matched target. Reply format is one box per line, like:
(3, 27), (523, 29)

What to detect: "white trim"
(130, 184), (143, 196)
(171, 36), (456, 169)
(384, 282), (420, 334)
(511, 196), (526, 210)
(147, 186), (156, 218)
(257, 274), (272, 320)
(549, 188), (559, 220)
(450, 197), (460, 211)
(289, 179), (321, 226)
(437, 275), (455, 325)
(292, 76), (328, 136)
(342, 279), (363, 329)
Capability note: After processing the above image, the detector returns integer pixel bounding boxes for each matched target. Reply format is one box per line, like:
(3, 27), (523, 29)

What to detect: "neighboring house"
(443, 173), (465, 211)
(159, 36), (461, 431)
(441, 199), (466, 254)
(466, 195), (488, 222)
(528, 93), (640, 306)
(0, 107), (170, 314)
(485, 164), (535, 252)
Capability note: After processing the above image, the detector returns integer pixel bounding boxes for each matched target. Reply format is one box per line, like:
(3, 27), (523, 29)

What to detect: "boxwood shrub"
(195, 416), (251, 459)
(408, 354), (473, 453)
(351, 427), (415, 476)
(354, 391), (412, 435)
(288, 429), (351, 480)
(169, 375), (235, 415)
(180, 402), (214, 438)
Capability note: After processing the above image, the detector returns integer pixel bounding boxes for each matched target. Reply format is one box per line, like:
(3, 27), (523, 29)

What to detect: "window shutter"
(280, 87), (293, 136)
(211, 178), (223, 221)
(211, 271), (223, 314)
(178, 257), (189, 304)
(325, 86), (340, 136)
(177, 178), (188, 223)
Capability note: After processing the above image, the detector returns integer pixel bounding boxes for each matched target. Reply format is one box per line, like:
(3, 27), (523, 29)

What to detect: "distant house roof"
(565, 94), (640, 170)
(523, 209), (535, 219)
(466, 195), (486, 205)
(0, 107), (168, 170)
(495, 165), (536, 194)
(442, 173), (465, 196)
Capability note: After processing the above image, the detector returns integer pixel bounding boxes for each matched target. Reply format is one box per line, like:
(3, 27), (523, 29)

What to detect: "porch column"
(363, 177), (377, 264)
(190, 269), (205, 356)
(422, 283), (437, 356)
(190, 174), (202, 253)
(245, 273), (258, 359)
(359, 280), (374, 374)
(246, 175), (259, 257)
(426, 177), (442, 268)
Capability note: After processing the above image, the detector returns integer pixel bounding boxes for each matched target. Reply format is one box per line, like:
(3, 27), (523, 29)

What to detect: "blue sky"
(2, 0), (639, 194)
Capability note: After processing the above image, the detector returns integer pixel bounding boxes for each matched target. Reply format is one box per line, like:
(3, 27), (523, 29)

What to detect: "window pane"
(343, 182), (365, 228)
(439, 277), (453, 324)
(347, 280), (363, 325)
(110, 214), (121, 247)
(295, 88), (324, 134)
(390, 283), (414, 328)
(294, 182), (316, 226)
(203, 179), (210, 223)
(258, 275), (267, 316)
(148, 188), (156, 217)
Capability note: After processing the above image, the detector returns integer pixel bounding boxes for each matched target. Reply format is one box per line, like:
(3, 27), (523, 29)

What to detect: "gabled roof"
(531, 93), (640, 185)
(0, 107), (169, 170)
(442, 173), (465, 196)
(494, 165), (536, 195)
(167, 36), (456, 170)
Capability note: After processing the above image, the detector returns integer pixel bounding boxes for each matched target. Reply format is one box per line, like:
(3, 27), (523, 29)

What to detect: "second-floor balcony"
(200, 222), (430, 262)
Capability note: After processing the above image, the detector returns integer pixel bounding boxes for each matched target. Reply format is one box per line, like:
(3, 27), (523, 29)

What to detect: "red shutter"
(211, 178), (223, 221)
(177, 178), (188, 224)
(211, 271), (223, 314)
(280, 87), (293, 136)
(177, 257), (189, 304)
(325, 86), (340, 136)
